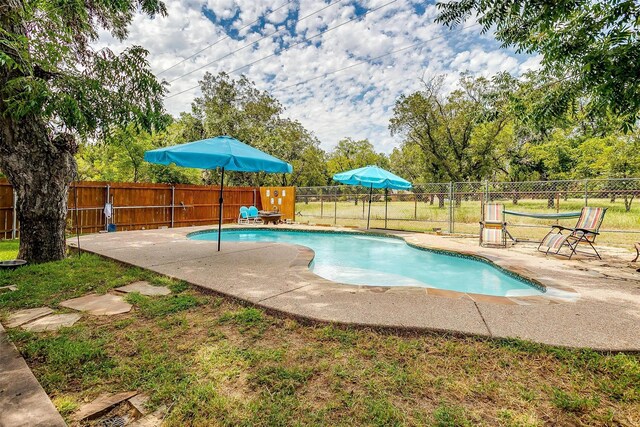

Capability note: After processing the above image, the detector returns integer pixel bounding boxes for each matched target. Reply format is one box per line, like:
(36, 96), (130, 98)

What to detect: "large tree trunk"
(0, 115), (77, 263)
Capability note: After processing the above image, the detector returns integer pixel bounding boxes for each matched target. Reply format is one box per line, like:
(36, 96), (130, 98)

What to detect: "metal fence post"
(384, 188), (388, 229)
(584, 179), (589, 206)
(170, 185), (175, 228)
(414, 191), (417, 219)
(11, 189), (17, 240)
(320, 188), (324, 218)
(484, 180), (490, 203)
(448, 182), (454, 234)
(105, 184), (110, 231)
(333, 187), (337, 225)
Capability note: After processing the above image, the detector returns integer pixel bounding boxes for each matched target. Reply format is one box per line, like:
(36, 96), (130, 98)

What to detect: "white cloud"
(96, 0), (538, 154)
(519, 54), (543, 73)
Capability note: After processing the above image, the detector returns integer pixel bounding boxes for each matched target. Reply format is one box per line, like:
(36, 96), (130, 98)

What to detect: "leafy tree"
(389, 74), (512, 183)
(144, 116), (204, 184)
(77, 121), (202, 185)
(193, 72), (280, 143)
(190, 72), (327, 187)
(326, 138), (388, 178)
(436, 0), (640, 129)
(78, 126), (153, 183)
(326, 137), (388, 205)
(267, 120), (328, 187)
(389, 143), (428, 184)
(0, 1), (168, 262)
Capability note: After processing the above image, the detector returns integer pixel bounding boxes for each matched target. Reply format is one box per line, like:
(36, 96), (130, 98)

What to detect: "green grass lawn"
(0, 239), (19, 261)
(1, 254), (639, 426)
(296, 197), (640, 247)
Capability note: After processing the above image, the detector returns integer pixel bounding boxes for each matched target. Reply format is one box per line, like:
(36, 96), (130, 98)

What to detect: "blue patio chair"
(248, 206), (263, 224)
(238, 206), (250, 225)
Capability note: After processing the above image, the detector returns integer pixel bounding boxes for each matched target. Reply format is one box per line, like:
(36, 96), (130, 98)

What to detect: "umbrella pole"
(217, 167), (224, 251)
(367, 184), (372, 230)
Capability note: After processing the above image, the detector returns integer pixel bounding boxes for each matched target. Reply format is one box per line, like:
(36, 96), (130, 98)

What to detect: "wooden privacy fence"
(0, 181), (271, 238)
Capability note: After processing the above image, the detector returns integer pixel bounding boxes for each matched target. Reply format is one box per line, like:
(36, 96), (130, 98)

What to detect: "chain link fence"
(296, 178), (640, 248)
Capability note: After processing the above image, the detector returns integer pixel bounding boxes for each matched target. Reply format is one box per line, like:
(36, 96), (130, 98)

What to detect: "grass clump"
(52, 396), (79, 417)
(317, 325), (359, 345)
(551, 388), (600, 413)
(251, 365), (313, 396)
(10, 327), (114, 390)
(364, 397), (406, 426)
(218, 307), (268, 335)
(432, 403), (472, 427)
(125, 292), (206, 318)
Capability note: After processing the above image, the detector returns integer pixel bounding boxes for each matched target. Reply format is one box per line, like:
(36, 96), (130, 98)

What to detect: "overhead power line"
(272, 23), (482, 93)
(166, 0), (346, 84)
(157, 0), (295, 76)
(164, 0), (399, 100)
(227, 0), (399, 75)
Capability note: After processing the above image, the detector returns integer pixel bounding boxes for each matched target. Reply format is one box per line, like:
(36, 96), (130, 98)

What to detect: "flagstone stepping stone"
(60, 293), (132, 315)
(0, 285), (18, 293)
(22, 313), (82, 332)
(128, 393), (150, 416)
(128, 406), (166, 427)
(115, 281), (171, 296)
(74, 391), (138, 421)
(5, 307), (53, 328)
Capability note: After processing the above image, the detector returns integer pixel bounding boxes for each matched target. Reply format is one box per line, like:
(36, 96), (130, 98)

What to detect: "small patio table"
(259, 212), (282, 225)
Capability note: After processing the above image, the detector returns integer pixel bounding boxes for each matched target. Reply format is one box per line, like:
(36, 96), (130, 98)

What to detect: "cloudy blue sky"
(97, 0), (541, 153)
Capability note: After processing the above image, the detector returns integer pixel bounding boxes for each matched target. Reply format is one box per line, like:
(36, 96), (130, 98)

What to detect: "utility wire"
(227, 0), (398, 75)
(166, 0), (346, 84)
(272, 23), (482, 93)
(157, 0), (295, 76)
(165, 0), (399, 100)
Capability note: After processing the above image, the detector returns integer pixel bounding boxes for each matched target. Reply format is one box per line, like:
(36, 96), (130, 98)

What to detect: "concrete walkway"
(0, 324), (66, 427)
(77, 225), (640, 351)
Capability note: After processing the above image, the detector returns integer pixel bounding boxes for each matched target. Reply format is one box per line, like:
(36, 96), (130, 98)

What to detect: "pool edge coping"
(187, 226), (579, 306)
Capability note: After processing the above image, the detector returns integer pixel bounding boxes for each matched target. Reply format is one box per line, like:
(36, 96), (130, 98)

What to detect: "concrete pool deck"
(76, 225), (640, 351)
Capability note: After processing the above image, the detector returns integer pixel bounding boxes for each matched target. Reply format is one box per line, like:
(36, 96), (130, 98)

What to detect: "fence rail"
(0, 181), (261, 239)
(296, 178), (640, 248)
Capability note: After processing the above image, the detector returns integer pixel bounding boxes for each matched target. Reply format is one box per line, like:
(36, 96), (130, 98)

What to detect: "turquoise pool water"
(190, 230), (543, 297)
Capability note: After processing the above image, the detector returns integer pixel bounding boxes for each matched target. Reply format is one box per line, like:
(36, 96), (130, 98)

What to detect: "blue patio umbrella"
(145, 136), (292, 251)
(333, 165), (412, 229)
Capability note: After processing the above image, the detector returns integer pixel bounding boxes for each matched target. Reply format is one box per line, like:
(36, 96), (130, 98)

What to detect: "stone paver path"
(60, 293), (132, 315)
(22, 313), (82, 332)
(74, 391), (138, 421)
(128, 393), (150, 415)
(6, 307), (53, 328)
(116, 281), (171, 296)
(128, 406), (166, 427)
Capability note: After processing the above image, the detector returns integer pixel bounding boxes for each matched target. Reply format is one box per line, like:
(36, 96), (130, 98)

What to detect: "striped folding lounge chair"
(479, 203), (507, 247)
(537, 206), (607, 259)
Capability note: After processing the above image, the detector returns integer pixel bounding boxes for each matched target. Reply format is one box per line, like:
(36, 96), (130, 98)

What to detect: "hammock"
(503, 210), (582, 219)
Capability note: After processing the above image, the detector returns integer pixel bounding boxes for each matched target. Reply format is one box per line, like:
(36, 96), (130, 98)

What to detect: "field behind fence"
(296, 179), (640, 248)
(0, 181), (261, 239)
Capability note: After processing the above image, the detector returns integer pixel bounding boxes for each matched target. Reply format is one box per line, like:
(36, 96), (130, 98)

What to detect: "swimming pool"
(190, 229), (544, 297)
